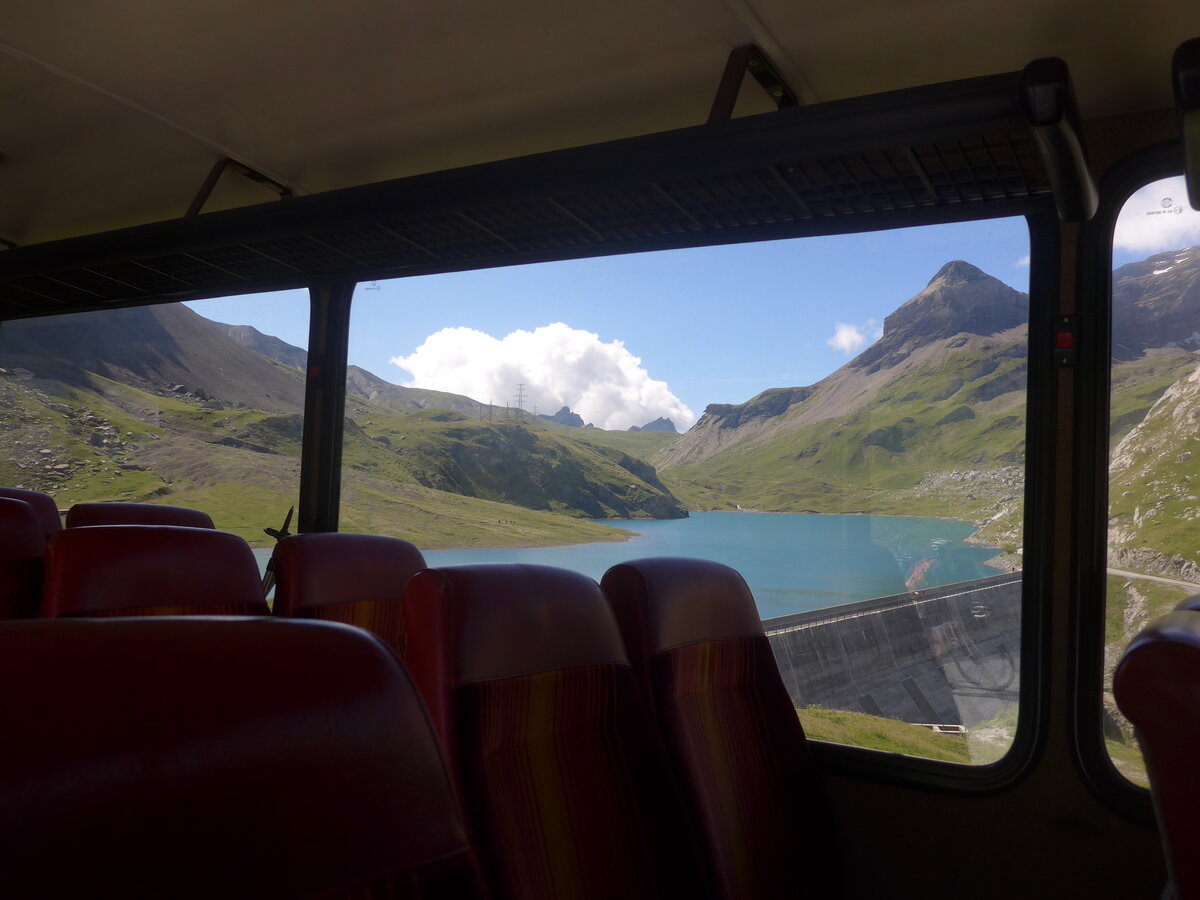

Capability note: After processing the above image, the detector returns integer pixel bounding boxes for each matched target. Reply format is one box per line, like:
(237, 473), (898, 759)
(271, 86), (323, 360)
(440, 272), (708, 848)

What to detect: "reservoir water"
(255, 512), (1000, 618)
(418, 511), (1000, 619)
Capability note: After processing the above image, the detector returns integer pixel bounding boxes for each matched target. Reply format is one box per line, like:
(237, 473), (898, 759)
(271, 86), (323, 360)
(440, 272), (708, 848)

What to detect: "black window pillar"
(298, 280), (353, 533)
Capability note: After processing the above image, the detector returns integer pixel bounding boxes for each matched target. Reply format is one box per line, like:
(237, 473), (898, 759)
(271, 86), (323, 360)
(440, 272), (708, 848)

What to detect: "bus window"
(0, 290), (308, 548)
(344, 216), (1031, 765)
(1105, 176), (1200, 785)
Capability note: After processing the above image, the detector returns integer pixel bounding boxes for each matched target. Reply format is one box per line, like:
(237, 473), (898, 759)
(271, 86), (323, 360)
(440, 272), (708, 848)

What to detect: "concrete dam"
(763, 573), (1021, 728)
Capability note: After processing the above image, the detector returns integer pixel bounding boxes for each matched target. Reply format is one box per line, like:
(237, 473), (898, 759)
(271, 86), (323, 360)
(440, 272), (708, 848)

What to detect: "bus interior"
(4, 2), (1200, 897)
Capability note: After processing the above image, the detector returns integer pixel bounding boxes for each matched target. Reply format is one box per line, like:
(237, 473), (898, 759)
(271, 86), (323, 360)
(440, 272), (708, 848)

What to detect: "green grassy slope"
(537, 419), (678, 457)
(659, 341), (1027, 523)
(0, 381), (634, 549)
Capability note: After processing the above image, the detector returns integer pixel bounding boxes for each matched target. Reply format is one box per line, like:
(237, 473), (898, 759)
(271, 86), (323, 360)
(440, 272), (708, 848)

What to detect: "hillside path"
(1107, 568), (1200, 592)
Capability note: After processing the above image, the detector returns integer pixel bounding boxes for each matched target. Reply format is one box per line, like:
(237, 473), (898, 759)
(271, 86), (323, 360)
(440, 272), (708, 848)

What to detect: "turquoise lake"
(416, 511), (1000, 620)
(256, 512), (1000, 619)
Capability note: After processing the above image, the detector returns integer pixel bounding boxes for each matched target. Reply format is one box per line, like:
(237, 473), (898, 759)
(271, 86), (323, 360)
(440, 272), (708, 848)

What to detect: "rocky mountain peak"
(928, 259), (989, 286)
(851, 261), (1027, 373)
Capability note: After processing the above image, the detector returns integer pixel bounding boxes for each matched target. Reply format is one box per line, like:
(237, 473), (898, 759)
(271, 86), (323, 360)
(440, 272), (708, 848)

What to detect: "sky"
(186, 178), (1200, 432)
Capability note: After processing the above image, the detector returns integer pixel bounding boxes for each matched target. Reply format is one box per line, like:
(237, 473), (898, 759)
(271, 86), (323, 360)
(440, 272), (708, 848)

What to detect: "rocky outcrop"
(628, 416), (676, 433)
(539, 406), (586, 427)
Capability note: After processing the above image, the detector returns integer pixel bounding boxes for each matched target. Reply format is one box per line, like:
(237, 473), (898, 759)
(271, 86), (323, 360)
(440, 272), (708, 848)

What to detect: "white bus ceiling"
(2, 0), (1199, 248)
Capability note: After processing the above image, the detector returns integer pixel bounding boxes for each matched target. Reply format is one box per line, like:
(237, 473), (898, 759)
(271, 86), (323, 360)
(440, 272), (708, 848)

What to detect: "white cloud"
(1014, 255), (1031, 268)
(1114, 176), (1200, 254)
(390, 323), (695, 431)
(827, 320), (884, 354)
(827, 323), (865, 353)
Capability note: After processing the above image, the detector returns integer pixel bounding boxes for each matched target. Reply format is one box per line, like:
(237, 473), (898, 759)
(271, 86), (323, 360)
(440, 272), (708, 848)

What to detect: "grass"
(1106, 738), (1150, 788)
(1101, 577), (1191, 787)
(0, 373), (648, 548)
(658, 340), (1028, 525)
(1109, 350), (1197, 442)
(797, 705), (972, 764)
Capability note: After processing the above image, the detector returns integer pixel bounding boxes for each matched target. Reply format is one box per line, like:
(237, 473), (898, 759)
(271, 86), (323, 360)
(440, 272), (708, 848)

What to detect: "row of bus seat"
(0, 616), (486, 898)
(0, 488), (844, 898)
(0, 489), (218, 618)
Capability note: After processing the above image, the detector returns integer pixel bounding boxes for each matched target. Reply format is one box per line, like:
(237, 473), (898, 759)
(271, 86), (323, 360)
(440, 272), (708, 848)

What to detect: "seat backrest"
(66, 501), (216, 529)
(0, 617), (485, 899)
(403, 563), (705, 900)
(42, 524), (268, 617)
(602, 557), (842, 899)
(272, 532), (426, 654)
(0, 498), (45, 619)
(1114, 609), (1200, 900)
(0, 487), (61, 543)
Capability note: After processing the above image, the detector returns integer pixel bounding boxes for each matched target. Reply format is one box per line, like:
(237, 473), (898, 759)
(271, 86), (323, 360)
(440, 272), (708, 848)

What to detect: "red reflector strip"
(1055, 331), (1074, 349)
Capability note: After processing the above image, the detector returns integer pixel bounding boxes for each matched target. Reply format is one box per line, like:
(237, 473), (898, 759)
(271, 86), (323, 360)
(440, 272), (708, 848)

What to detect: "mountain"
(214, 322), (308, 371)
(0, 303), (687, 543)
(629, 416), (677, 433)
(539, 406), (586, 427)
(0, 304), (306, 413)
(654, 261), (1031, 544)
(851, 260), (1028, 374)
(1112, 245), (1200, 359)
(211, 318), (500, 417)
(345, 365), (494, 417)
(346, 408), (684, 520)
(660, 261), (1028, 472)
(1108, 356), (1200, 575)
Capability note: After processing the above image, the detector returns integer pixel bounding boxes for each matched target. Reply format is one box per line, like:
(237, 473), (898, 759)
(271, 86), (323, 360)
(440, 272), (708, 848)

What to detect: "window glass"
(1105, 176), (1200, 785)
(0, 291), (307, 556)
(341, 218), (1030, 764)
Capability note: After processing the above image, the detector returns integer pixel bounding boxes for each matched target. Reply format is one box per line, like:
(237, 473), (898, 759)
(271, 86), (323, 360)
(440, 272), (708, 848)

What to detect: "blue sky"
(184, 175), (1200, 428)
(190, 215), (1033, 430)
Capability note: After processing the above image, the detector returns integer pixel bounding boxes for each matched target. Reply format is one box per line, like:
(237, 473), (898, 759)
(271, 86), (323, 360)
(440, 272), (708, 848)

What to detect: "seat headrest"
(404, 564), (629, 685)
(272, 532), (426, 616)
(0, 498), (45, 560)
(0, 487), (61, 542)
(66, 501), (215, 529)
(602, 557), (764, 654)
(43, 525), (265, 617)
(1114, 609), (1200, 898)
(0, 617), (471, 898)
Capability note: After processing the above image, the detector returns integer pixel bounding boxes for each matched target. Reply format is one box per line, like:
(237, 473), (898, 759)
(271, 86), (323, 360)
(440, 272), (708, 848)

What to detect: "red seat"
(402, 563), (706, 900)
(272, 532), (426, 655)
(0, 617), (485, 899)
(66, 501), (215, 529)
(42, 524), (268, 617)
(602, 557), (843, 899)
(1114, 610), (1200, 900)
(0, 498), (45, 619)
(0, 487), (61, 543)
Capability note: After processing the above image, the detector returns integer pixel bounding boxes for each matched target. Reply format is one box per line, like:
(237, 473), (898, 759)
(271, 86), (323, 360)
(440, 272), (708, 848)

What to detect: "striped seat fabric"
(0, 498), (45, 619)
(602, 557), (843, 899)
(41, 524), (268, 617)
(0, 487), (61, 544)
(1114, 609), (1200, 900)
(66, 501), (216, 528)
(0, 617), (486, 899)
(272, 532), (426, 656)
(402, 563), (706, 900)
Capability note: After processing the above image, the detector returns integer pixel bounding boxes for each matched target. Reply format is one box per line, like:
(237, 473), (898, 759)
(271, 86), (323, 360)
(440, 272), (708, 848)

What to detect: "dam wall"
(764, 573), (1021, 727)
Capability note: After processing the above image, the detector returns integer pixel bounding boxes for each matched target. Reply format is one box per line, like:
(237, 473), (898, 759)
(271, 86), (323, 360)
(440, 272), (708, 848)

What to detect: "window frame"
(803, 209), (1057, 793)
(340, 207), (1059, 794)
(1073, 140), (1187, 823)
